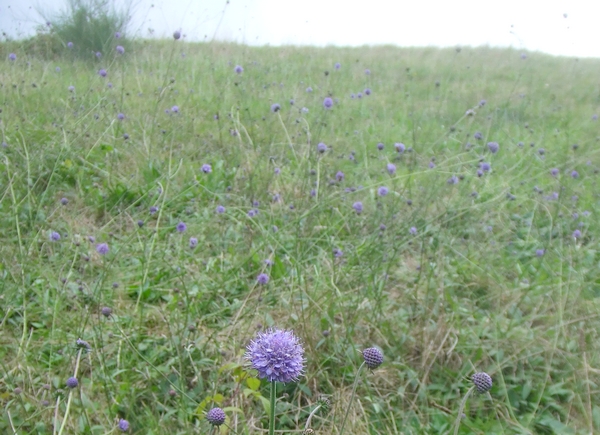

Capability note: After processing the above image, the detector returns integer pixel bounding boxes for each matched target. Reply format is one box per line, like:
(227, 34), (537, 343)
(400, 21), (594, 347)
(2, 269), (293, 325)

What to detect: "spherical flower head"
(447, 175), (459, 185)
(173, 30), (181, 40)
(257, 273), (269, 285)
(571, 170), (579, 179)
(8, 53), (16, 61)
(352, 201), (363, 214)
(487, 141), (499, 153)
(362, 347), (383, 369)
(50, 231), (61, 241)
(149, 206), (159, 214)
(66, 377), (79, 389)
(377, 142), (384, 151)
(206, 407), (226, 426)
(474, 131), (483, 140)
(364, 88), (371, 95)
(573, 229), (581, 239)
(334, 62), (341, 70)
(378, 186), (389, 196)
(245, 328), (305, 383)
(176, 222), (187, 232)
(115, 32), (121, 39)
(171, 105), (179, 113)
(306, 86), (313, 93)
(472, 372), (492, 393)
(67, 42), (73, 48)
(480, 162), (491, 172)
(323, 97), (333, 109)
(189, 237), (198, 248)
(118, 419), (129, 431)
(365, 68), (371, 75)
(333, 248), (343, 258)
(96, 243), (109, 255)
(317, 142), (327, 154)
(387, 163), (396, 175)
(98, 69), (107, 77)
(76, 338), (92, 352)
(550, 168), (559, 177)
(96, 52), (102, 58)
(271, 103), (281, 113)
(395, 142), (406, 153)
(336, 171), (344, 182)
(536, 249), (545, 257)
(101, 307), (112, 317)
(117, 113), (125, 120)
(216, 205), (225, 214)
(68, 85), (75, 92)
(116, 45), (125, 54)
(409, 226), (417, 235)
(201, 164), (212, 173)
(234, 65), (243, 74)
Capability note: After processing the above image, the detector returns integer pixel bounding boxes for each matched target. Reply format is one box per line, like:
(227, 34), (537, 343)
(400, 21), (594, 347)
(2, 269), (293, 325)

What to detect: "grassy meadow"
(1, 37), (600, 434)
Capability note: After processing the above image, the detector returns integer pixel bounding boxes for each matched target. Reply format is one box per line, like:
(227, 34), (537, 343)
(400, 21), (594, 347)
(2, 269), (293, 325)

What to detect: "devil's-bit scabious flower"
(257, 273), (269, 285)
(352, 202), (363, 214)
(317, 142), (327, 154)
(206, 407), (226, 426)
(246, 329), (304, 383)
(9, 53), (16, 61)
(387, 163), (396, 175)
(76, 338), (92, 352)
(271, 103), (281, 113)
(447, 175), (459, 185)
(173, 30), (181, 40)
(536, 249), (545, 257)
(66, 377), (79, 389)
(550, 168), (559, 177)
(362, 347), (383, 369)
(96, 243), (109, 255)
(118, 419), (129, 431)
(201, 164), (212, 173)
(573, 229), (582, 239)
(378, 186), (389, 196)
(487, 142), (499, 153)
(67, 42), (73, 48)
(377, 142), (384, 151)
(98, 69), (107, 77)
(216, 205), (225, 214)
(395, 142), (406, 153)
(336, 171), (344, 182)
(472, 372), (492, 393)
(116, 45), (124, 54)
(334, 62), (341, 70)
(474, 131), (483, 140)
(50, 231), (61, 241)
(189, 237), (198, 248)
(323, 97), (333, 109)
(176, 222), (187, 232)
(571, 170), (579, 178)
(234, 65), (243, 74)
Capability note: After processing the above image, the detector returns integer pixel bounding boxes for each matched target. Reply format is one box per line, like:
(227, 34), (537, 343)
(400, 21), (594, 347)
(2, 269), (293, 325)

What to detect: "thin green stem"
(304, 403), (323, 431)
(339, 361), (366, 435)
(453, 385), (475, 435)
(269, 380), (276, 435)
(57, 349), (83, 435)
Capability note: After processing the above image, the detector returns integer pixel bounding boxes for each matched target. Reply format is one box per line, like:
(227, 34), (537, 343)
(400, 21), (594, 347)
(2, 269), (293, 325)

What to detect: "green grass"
(1, 38), (600, 434)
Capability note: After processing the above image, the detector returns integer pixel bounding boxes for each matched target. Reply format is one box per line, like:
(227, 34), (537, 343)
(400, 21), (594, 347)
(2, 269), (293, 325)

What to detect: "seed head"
(206, 407), (226, 426)
(472, 372), (492, 393)
(362, 347), (384, 369)
(245, 328), (305, 383)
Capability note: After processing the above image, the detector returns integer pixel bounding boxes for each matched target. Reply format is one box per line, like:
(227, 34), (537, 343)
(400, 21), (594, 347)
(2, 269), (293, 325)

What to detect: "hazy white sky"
(1, 0), (599, 57)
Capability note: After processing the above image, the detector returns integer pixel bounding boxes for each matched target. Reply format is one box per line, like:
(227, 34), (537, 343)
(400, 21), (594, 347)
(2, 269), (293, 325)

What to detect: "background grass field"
(1, 38), (600, 434)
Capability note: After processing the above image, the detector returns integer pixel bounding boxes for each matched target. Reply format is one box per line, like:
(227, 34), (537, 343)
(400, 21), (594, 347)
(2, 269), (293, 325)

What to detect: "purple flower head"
(66, 377), (78, 389)
(67, 42), (73, 48)
(593, 114), (598, 121)
(409, 226), (417, 235)
(447, 175), (459, 185)
(189, 237), (198, 248)
(364, 88), (371, 95)
(247, 209), (258, 218)
(107, 82), (113, 88)
(118, 419), (129, 431)
(550, 168), (559, 177)
(55, 66), (61, 72)
(206, 408), (226, 426)
(317, 142), (327, 154)
(365, 68), (371, 75)
(116, 45), (124, 54)
(352, 201), (363, 214)
(68, 85), (75, 92)
(472, 372), (492, 393)
(234, 65), (243, 74)
(98, 68), (108, 77)
(377, 142), (384, 151)
(487, 142), (499, 153)
(176, 222), (187, 232)
(428, 161), (436, 169)
(333, 248), (344, 258)
(536, 249), (545, 257)
(378, 186), (389, 196)
(571, 170), (579, 178)
(357, 92), (363, 99)
(271, 103), (281, 113)
(50, 231), (61, 241)
(350, 93), (356, 99)
(149, 206), (159, 214)
(201, 164), (212, 173)
(474, 131), (483, 140)
(521, 53), (527, 59)
(334, 62), (341, 70)
(96, 243), (109, 255)
(480, 162), (491, 172)
(477, 169), (483, 177)
(387, 163), (396, 175)
(171, 105), (179, 113)
(173, 30), (181, 40)
(395, 142), (406, 153)
(306, 86), (313, 93)
(301, 107), (309, 113)
(362, 347), (383, 369)
(117, 113), (125, 120)
(96, 52), (102, 58)
(115, 32), (121, 39)
(323, 97), (333, 109)
(479, 99), (487, 107)
(573, 229), (581, 239)
(8, 53), (16, 61)
(245, 328), (304, 383)
(289, 99), (294, 105)
(256, 273), (269, 285)
(264, 259), (274, 266)
(216, 205), (225, 214)
(336, 171), (345, 182)
(60, 197), (69, 205)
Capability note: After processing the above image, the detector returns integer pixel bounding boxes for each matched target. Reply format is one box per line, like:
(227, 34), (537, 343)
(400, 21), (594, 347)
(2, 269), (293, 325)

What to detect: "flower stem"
(453, 385), (475, 435)
(339, 361), (365, 435)
(304, 403), (323, 431)
(57, 349), (83, 435)
(269, 380), (276, 435)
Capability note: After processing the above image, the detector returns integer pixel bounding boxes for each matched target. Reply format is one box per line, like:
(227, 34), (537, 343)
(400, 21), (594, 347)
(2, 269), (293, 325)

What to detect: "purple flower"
(378, 186), (389, 196)
(149, 206), (159, 214)
(60, 197), (69, 205)
(479, 99), (487, 107)
(357, 92), (363, 99)
(201, 164), (212, 173)
(571, 170), (579, 178)
(447, 175), (459, 185)
(271, 103), (281, 113)
(301, 107), (309, 114)
(171, 105), (179, 113)
(234, 65), (243, 74)
(8, 53), (17, 61)
(387, 163), (396, 175)
(474, 131), (483, 140)
(323, 97), (333, 109)
(317, 142), (327, 153)
(521, 53), (527, 59)
(50, 231), (61, 241)
(306, 86), (313, 93)
(118, 419), (129, 431)
(176, 222), (187, 232)
(487, 142), (499, 153)
(173, 30), (181, 40)
(96, 52), (102, 58)
(96, 243), (109, 255)
(264, 259), (274, 266)
(245, 328), (304, 383)
(116, 45), (124, 54)
(256, 273), (269, 285)
(336, 171), (345, 182)
(593, 114), (598, 121)
(573, 229), (581, 239)
(334, 62), (341, 70)
(333, 248), (343, 258)
(67, 42), (73, 48)
(115, 32), (121, 38)
(480, 162), (491, 172)
(428, 161), (436, 169)
(550, 168), (559, 177)
(395, 143), (406, 153)
(98, 69), (108, 78)
(362, 347), (383, 369)
(248, 209), (258, 218)
(117, 113), (125, 120)
(274, 167), (281, 175)
(377, 142), (384, 151)
(364, 88), (371, 95)
(189, 237), (198, 248)
(68, 85), (75, 92)
(66, 377), (78, 389)
(365, 68), (371, 75)
(206, 408), (226, 426)
(409, 226), (417, 235)
(352, 201), (363, 214)
(289, 99), (294, 105)
(536, 249), (545, 257)
(216, 205), (225, 214)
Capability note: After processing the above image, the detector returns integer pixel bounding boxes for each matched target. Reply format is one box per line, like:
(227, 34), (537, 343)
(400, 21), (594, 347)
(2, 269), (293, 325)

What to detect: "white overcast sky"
(1, 0), (599, 58)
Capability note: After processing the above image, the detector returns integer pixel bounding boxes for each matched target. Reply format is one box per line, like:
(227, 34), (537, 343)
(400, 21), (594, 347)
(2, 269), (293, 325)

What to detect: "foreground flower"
(246, 329), (304, 383)
(206, 407), (226, 426)
(362, 347), (384, 369)
(118, 419), (129, 431)
(323, 97), (333, 109)
(472, 372), (492, 393)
